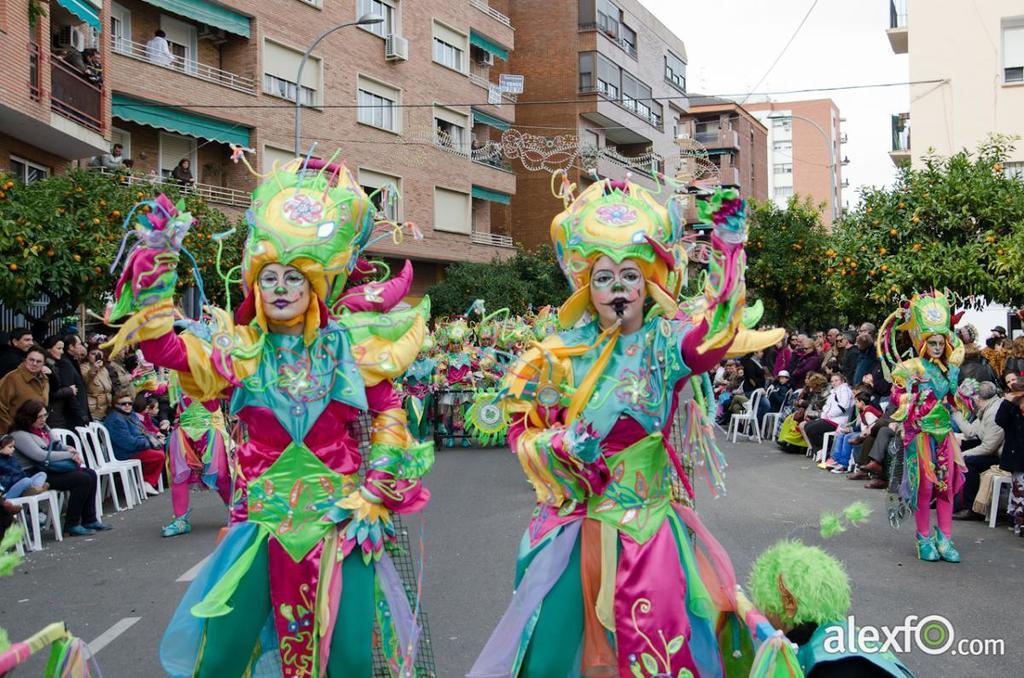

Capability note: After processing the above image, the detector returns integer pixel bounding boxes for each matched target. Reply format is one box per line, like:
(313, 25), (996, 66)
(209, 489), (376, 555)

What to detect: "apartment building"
(0, 0), (109, 181)
(680, 95), (768, 224)
(506, 0), (689, 249)
(746, 99), (845, 227)
(1, 0), (520, 296)
(885, 0), (1024, 173)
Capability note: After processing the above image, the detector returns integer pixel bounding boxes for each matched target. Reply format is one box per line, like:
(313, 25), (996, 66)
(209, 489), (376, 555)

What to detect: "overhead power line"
(739, 0), (821, 105)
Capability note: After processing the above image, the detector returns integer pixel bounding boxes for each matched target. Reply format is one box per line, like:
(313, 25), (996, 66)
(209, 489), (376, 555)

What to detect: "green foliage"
(426, 245), (569, 317)
(0, 170), (244, 329)
(745, 196), (833, 329)
(827, 135), (1024, 322)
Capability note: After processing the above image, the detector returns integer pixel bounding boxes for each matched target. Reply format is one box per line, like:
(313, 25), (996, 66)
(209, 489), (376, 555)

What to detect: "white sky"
(638, 0), (910, 207)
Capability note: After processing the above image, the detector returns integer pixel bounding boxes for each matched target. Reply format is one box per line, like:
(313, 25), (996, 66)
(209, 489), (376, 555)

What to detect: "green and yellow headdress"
(878, 290), (963, 371)
(549, 175), (686, 328)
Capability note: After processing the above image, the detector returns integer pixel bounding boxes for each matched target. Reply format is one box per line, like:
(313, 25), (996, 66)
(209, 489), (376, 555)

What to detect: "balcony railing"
(578, 22), (637, 58)
(891, 114), (910, 152)
(468, 68), (518, 103)
(471, 230), (514, 247)
(581, 85), (663, 132)
(469, 0), (512, 28)
(694, 127), (739, 149)
(28, 42), (41, 101)
(602, 147), (663, 177)
(472, 147), (514, 172)
(51, 60), (103, 133)
(111, 36), (256, 95)
(96, 168), (250, 208)
(889, 0), (908, 29)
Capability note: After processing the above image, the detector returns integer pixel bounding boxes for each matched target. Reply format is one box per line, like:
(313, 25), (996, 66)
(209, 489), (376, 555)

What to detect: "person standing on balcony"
(91, 143), (125, 171)
(171, 159), (194, 187)
(82, 48), (103, 86)
(145, 29), (174, 67)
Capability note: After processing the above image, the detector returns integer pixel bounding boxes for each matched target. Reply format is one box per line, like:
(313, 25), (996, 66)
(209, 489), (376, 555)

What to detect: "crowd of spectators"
(0, 327), (171, 540)
(721, 322), (1024, 538)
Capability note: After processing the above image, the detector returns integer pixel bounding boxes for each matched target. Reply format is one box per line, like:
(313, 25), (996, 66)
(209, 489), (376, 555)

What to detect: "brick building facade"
(1, 0), (521, 296)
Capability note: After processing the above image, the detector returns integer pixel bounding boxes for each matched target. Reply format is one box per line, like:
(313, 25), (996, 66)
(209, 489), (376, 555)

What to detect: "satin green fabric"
(326, 552), (375, 676)
(587, 433), (671, 544)
(519, 539), (584, 678)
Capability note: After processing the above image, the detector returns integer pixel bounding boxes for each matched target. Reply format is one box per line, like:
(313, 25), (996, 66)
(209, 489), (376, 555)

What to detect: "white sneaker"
(143, 482), (160, 497)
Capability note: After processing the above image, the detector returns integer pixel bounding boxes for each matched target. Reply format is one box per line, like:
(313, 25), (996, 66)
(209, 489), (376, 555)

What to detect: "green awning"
(472, 109), (511, 131)
(472, 185), (511, 204)
(141, 0), (251, 38)
(57, 0), (101, 31)
(112, 94), (251, 147)
(470, 31), (509, 61)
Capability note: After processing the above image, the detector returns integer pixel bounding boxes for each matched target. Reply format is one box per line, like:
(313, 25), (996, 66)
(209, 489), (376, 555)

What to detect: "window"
(1003, 20), (1024, 83)
(359, 168), (402, 221)
(596, 0), (620, 39)
(160, 14), (197, 73)
(358, 0), (396, 38)
(110, 127), (131, 160)
(773, 140), (792, 154)
(262, 145), (299, 173)
(159, 133), (197, 179)
(357, 76), (400, 132)
(110, 2), (132, 53)
(9, 156), (49, 184)
(773, 162), (793, 175)
(433, 187), (471, 234)
(774, 186), (794, 200)
(1004, 161), (1024, 181)
(579, 52), (594, 90)
(263, 39), (321, 105)
(619, 24), (637, 56)
(433, 21), (466, 72)
(772, 116), (792, 132)
(665, 52), (686, 92)
(434, 105), (469, 154)
(583, 129), (601, 149)
(621, 72), (640, 111)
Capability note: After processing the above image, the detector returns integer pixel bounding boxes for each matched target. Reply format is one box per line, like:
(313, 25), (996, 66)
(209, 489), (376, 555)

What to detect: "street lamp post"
(766, 113), (842, 219)
(294, 13), (383, 156)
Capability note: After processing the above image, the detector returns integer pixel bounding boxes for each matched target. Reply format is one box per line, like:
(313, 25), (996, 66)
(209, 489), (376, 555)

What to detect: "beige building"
(1, 0), (521, 297)
(886, 0), (1024, 172)
(746, 99), (846, 227)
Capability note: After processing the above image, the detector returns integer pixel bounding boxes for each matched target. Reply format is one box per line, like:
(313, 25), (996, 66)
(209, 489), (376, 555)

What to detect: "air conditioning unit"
(476, 51), (494, 66)
(385, 35), (408, 61)
(54, 25), (86, 52)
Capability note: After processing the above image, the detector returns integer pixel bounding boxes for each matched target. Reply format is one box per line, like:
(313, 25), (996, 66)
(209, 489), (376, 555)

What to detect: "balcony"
(471, 231), (513, 247)
(887, 0), (908, 54)
(889, 112), (910, 167)
(578, 22), (637, 58)
(580, 85), (663, 137)
(95, 168), (250, 209)
(469, 0), (512, 28)
(51, 60), (103, 133)
(694, 126), (740, 150)
(111, 36), (256, 95)
(718, 166), (740, 186)
(29, 42), (41, 101)
(468, 64), (518, 103)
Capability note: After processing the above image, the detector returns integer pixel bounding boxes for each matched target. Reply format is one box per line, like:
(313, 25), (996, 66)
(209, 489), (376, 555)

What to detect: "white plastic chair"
(8, 491), (62, 551)
(815, 430), (837, 464)
(51, 427), (103, 521)
(89, 421), (146, 504)
(989, 475), (1012, 528)
(727, 388), (764, 443)
(75, 425), (135, 513)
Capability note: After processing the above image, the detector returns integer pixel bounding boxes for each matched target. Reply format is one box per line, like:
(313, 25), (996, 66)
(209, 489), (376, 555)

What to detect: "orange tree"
(744, 195), (832, 329)
(0, 169), (243, 336)
(826, 135), (1024, 323)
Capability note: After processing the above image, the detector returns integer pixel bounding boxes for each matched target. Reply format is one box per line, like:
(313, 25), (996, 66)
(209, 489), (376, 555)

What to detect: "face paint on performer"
(590, 255), (646, 334)
(258, 263), (311, 333)
(924, 334), (946, 360)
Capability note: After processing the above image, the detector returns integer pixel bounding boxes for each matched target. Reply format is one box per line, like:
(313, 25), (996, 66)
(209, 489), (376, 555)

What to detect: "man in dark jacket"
(853, 333), (879, 385)
(0, 329), (34, 380)
(839, 331), (859, 384)
(995, 384), (1024, 536)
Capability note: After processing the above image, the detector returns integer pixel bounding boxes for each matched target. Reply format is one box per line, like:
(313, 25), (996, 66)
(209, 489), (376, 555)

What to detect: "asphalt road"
(1, 440), (1020, 677)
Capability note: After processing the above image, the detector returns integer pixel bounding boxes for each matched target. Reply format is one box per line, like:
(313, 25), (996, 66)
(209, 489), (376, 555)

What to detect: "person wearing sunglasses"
(102, 391), (165, 496)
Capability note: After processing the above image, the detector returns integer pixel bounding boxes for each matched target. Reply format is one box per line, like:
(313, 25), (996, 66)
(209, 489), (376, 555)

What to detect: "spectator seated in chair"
(802, 373), (854, 457)
(103, 391), (166, 497)
(824, 390), (882, 473)
(951, 381), (1004, 520)
(0, 434), (48, 498)
(777, 373), (827, 454)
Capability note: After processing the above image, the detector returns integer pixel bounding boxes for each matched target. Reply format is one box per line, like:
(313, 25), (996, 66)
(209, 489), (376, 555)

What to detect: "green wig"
(749, 539), (851, 627)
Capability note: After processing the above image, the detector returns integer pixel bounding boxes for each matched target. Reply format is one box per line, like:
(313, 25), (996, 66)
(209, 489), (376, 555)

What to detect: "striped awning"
(471, 185), (511, 204)
(472, 109), (511, 131)
(140, 0), (251, 38)
(469, 31), (509, 61)
(56, 0), (101, 31)
(112, 94), (251, 147)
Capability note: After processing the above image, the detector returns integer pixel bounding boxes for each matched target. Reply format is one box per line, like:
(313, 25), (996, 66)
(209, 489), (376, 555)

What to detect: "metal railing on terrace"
(467, 69), (518, 103)
(111, 36), (256, 95)
(28, 42), (41, 101)
(580, 85), (663, 131)
(889, 0), (908, 29)
(51, 60), (103, 133)
(470, 230), (514, 247)
(469, 0), (512, 28)
(577, 22), (637, 58)
(96, 168), (250, 208)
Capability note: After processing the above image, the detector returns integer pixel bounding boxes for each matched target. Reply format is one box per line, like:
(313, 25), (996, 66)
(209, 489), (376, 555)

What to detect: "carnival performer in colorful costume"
(469, 179), (786, 677)
(749, 539), (914, 677)
(878, 292), (967, 563)
(161, 372), (232, 537)
(401, 335), (437, 443)
(104, 157), (433, 676)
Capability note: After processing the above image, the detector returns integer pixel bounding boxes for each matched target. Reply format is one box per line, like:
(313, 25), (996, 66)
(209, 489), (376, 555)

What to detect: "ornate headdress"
(235, 158), (375, 343)
(549, 176), (686, 328)
(878, 290), (964, 373)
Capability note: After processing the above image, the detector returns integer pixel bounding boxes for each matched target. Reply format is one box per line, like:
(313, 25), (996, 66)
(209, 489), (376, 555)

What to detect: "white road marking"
(88, 617), (141, 655)
(176, 555), (210, 582)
